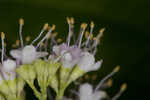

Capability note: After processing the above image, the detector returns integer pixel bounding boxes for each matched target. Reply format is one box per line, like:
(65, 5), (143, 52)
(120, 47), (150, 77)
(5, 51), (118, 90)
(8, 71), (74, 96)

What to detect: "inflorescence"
(0, 17), (127, 100)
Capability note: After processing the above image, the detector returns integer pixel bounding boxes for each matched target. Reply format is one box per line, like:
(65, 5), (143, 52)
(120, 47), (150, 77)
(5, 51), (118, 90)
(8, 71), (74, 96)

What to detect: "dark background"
(0, 0), (150, 100)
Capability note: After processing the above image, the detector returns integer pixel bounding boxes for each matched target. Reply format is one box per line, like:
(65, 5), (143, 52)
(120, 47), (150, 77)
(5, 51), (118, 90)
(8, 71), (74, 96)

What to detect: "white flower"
(52, 44), (81, 68)
(79, 83), (107, 100)
(77, 52), (103, 72)
(0, 59), (17, 80)
(61, 52), (73, 68)
(79, 83), (93, 100)
(92, 91), (107, 100)
(10, 45), (48, 64)
(3, 59), (16, 72)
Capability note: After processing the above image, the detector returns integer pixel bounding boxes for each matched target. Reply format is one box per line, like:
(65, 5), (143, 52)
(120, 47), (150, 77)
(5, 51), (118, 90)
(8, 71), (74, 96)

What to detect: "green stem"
(40, 87), (47, 100)
(56, 89), (65, 100)
(27, 81), (41, 99)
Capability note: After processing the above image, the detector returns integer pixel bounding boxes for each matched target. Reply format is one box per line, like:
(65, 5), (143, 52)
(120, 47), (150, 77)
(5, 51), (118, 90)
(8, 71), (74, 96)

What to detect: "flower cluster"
(0, 18), (126, 100)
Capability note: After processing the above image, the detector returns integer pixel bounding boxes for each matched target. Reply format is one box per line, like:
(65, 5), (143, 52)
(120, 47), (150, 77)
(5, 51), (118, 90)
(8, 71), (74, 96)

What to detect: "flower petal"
(22, 45), (37, 64)
(3, 59), (16, 72)
(61, 52), (74, 68)
(79, 83), (93, 100)
(77, 52), (95, 72)
(53, 45), (60, 55)
(10, 49), (22, 59)
(92, 91), (107, 100)
(36, 52), (48, 58)
(89, 60), (103, 72)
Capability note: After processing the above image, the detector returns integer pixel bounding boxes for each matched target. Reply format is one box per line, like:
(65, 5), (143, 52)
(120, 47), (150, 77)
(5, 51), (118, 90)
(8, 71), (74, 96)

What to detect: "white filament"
(19, 24), (24, 48)
(36, 28), (53, 48)
(31, 29), (45, 44)
(1, 37), (4, 64)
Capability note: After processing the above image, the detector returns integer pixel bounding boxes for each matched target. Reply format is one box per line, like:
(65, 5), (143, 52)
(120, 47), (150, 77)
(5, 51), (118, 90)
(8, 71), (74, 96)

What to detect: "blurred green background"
(0, 0), (150, 100)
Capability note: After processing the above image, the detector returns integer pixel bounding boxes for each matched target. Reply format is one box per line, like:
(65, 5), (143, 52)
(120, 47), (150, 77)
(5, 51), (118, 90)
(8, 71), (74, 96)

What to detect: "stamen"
(25, 36), (31, 42)
(39, 42), (44, 52)
(19, 18), (24, 48)
(93, 47), (97, 55)
(54, 51), (68, 62)
(99, 78), (113, 89)
(51, 32), (58, 45)
(92, 28), (105, 48)
(92, 28), (105, 55)
(52, 32), (58, 38)
(85, 21), (94, 46)
(121, 83), (127, 91)
(85, 31), (89, 39)
(12, 44), (17, 48)
(91, 74), (97, 80)
(16, 40), (20, 47)
(44, 38), (49, 52)
(44, 31), (51, 52)
(1, 32), (5, 64)
(107, 79), (113, 87)
(57, 38), (63, 43)
(31, 23), (49, 44)
(94, 66), (120, 92)
(78, 23), (87, 48)
(66, 17), (74, 46)
(112, 83), (127, 100)
(70, 17), (74, 24)
(36, 24), (55, 48)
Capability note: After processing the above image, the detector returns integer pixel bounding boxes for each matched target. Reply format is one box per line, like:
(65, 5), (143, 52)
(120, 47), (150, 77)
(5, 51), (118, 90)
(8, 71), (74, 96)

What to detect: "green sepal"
(47, 60), (60, 83)
(7, 79), (17, 95)
(49, 75), (59, 93)
(0, 79), (17, 100)
(33, 59), (60, 89)
(67, 66), (85, 85)
(16, 64), (36, 84)
(0, 80), (10, 95)
(16, 76), (25, 97)
(33, 59), (48, 87)
(60, 66), (72, 86)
